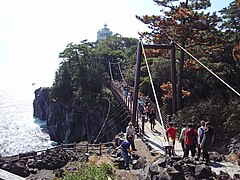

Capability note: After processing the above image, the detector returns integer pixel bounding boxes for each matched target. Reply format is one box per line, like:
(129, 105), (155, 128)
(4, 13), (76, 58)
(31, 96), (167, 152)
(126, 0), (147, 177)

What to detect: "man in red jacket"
(183, 123), (198, 158)
(166, 122), (177, 147)
(166, 122), (177, 156)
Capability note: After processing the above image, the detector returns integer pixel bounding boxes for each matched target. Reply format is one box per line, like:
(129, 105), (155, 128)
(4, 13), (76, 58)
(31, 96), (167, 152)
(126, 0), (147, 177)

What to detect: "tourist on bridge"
(179, 123), (187, 154)
(149, 108), (156, 130)
(197, 120), (206, 160)
(200, 122), (214, 165)
(126, 122), (137, 151)
(183, 123), (198, 158)
(138, 103), (145, 115)
(145, 102), (152, 121)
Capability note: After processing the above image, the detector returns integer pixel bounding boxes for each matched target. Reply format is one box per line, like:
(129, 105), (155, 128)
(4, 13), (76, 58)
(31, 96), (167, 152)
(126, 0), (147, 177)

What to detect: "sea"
(0, 70), (56, 157)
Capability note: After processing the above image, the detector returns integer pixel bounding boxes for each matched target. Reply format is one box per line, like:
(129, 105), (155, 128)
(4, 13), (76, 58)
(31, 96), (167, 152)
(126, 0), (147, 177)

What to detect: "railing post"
(74, 142), (76, 151)
(86, 143), (89, 153)
(142, 115), (145, 134)
(99, 143), (102, 155)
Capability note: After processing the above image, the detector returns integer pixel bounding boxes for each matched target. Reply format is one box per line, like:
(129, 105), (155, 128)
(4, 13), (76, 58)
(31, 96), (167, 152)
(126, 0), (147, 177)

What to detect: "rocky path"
(0, 133), (239, 179)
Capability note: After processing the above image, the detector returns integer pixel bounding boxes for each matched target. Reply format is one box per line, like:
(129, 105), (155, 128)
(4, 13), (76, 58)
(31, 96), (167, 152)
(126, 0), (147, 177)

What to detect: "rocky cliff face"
(33, 87), (126, 144)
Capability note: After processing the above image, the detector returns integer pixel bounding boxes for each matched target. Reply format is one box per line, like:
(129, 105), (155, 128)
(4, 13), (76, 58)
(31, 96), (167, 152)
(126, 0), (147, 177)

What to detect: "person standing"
(116, 136), (131, 170)
(126, 122), (137, 151)
(144, 103), (152, 121)
(179, 123), (187, 154)
(184, 123), (198, 158)
(166, 122), (177, 148)
(200, 122), (214, 165)
(149, 108), (156, 130)
(197, 120), (206, 160)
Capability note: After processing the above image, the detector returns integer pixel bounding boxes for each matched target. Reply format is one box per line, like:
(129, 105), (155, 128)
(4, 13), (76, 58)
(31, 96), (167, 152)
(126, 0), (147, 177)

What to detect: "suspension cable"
(140, 42), (167, 139)
(117, 62), (126, 83)
(174, 41), (240, 97)
(109, 62), (113, 80)
(97, 115), (130, 142)
(93, 97), (111, 144)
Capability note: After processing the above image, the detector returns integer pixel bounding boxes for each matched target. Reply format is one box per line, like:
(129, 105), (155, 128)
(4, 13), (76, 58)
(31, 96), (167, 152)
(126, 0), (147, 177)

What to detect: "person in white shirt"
(197, 120), (206, 160)
(179, 123), (187, 154)
(126, 122), (137, 151)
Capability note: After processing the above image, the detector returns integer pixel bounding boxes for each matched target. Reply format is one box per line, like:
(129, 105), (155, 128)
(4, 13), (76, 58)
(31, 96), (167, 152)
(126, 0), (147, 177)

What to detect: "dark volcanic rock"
(33, 87), (129, 143)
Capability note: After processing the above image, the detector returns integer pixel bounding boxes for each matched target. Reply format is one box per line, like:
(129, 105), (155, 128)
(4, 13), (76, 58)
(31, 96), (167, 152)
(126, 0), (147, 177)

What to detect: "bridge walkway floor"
(136, 117), (183, 157)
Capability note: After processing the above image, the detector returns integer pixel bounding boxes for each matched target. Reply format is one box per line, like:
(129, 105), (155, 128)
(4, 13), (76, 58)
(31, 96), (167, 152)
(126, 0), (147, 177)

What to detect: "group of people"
(116, 119), (214, 170)
(167, 120), (214, 165)
(138, 96), (157, 131)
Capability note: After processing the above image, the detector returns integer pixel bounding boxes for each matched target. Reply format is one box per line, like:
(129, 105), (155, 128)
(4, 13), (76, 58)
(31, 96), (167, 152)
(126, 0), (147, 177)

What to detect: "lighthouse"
(97, 23), (113, 41)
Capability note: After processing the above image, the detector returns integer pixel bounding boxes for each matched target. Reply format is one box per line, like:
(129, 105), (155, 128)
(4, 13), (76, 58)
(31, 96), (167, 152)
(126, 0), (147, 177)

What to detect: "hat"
(206, 121), (211, 126)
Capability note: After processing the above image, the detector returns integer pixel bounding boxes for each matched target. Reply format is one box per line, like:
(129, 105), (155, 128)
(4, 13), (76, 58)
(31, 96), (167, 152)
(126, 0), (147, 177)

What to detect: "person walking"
(126, 122), (137, 151)
(166, 122), (177, 156)
(197, 120), (206, 160)
(149, 108), (156, 130)
(166, 122), (177, 147)
(184, 123), (198, 158)
(179, 123), (187, 155)
(116, 136), (131, 170)
(200, 122), (214, 165)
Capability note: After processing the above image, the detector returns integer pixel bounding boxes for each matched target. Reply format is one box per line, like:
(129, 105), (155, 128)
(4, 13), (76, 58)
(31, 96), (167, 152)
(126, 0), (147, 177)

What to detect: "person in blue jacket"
(116, 135), (132, 170)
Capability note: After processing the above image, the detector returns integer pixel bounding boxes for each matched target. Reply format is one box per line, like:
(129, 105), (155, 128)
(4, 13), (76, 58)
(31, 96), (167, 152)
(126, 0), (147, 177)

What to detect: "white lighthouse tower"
(97, 23), (113, 41)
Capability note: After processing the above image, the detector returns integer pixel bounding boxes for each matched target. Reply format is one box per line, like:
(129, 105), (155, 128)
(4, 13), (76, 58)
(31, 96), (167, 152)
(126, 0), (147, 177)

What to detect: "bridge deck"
(137, 115), (183, 157)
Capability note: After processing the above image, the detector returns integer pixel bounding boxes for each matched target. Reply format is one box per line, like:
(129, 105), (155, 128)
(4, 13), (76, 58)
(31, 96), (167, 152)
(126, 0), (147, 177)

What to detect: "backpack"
(199, 127), (205, 142)
(191, 130), (197, 144)
(121, 141), (130, 151)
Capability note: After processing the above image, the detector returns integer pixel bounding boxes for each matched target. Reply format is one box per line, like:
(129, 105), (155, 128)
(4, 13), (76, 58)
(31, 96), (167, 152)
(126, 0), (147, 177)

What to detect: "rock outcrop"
(33, 87), (129, 144)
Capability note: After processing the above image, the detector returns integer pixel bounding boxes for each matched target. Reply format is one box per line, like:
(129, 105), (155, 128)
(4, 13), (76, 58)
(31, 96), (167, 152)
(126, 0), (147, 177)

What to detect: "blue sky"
(0, 0), (231, 87)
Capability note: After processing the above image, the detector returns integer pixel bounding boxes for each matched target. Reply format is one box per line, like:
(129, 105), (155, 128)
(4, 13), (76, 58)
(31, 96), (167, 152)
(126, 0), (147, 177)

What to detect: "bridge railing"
(1, 142), (114, 161)
(110, 80), (169, 132)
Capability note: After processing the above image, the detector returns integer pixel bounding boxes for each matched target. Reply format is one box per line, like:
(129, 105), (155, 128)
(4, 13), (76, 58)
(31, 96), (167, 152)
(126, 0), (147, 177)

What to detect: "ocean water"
(0, 74), (54, 157)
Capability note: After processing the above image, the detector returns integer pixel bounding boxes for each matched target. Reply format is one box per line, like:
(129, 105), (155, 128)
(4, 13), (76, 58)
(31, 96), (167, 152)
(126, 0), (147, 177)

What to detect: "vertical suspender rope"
(174, 42), (240, 97)
(140, 42), (167, 139)
(118, 62), (126, 83)
(109, 62), (113, 80)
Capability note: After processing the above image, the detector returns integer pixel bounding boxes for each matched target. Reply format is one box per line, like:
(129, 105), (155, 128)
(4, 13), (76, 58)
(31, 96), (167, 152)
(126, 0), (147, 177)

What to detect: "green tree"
(136, 0), (223, 111)
(219, 1), (240, 62)
(52, 40), (107, 102)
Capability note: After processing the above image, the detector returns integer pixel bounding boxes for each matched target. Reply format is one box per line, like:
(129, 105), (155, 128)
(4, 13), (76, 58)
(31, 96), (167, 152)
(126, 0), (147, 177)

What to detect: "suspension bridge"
(99, 40), (240, 156)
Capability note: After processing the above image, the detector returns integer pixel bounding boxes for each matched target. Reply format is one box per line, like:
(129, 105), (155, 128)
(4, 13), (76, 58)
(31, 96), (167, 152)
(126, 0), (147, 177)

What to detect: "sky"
(0, 0), (231, 87)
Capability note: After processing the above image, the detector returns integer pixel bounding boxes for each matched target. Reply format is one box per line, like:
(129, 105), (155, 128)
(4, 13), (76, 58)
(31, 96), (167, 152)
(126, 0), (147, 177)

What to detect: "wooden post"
(170, 42), (177, 114)
(74, 142), (76, 151)
(86, 143), (89, 153)
(142, 115), (145, 134)
(99, 143), (102, 155)
(131, 41), (142, 128)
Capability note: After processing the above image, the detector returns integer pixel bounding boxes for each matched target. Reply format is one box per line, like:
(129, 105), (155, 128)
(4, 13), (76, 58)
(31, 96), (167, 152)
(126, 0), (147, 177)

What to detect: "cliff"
(33, 87), (129, 144)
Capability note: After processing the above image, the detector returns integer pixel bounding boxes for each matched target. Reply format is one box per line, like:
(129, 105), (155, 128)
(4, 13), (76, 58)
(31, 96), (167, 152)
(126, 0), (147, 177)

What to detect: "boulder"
(195, 164), (212, 179)
(132, 156), (147, 169)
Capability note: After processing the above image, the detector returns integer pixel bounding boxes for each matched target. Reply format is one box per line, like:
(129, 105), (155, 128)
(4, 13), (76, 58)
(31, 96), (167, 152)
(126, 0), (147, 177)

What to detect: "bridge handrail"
(1, 141), (115, 161)
(110, 80), (169, 131)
